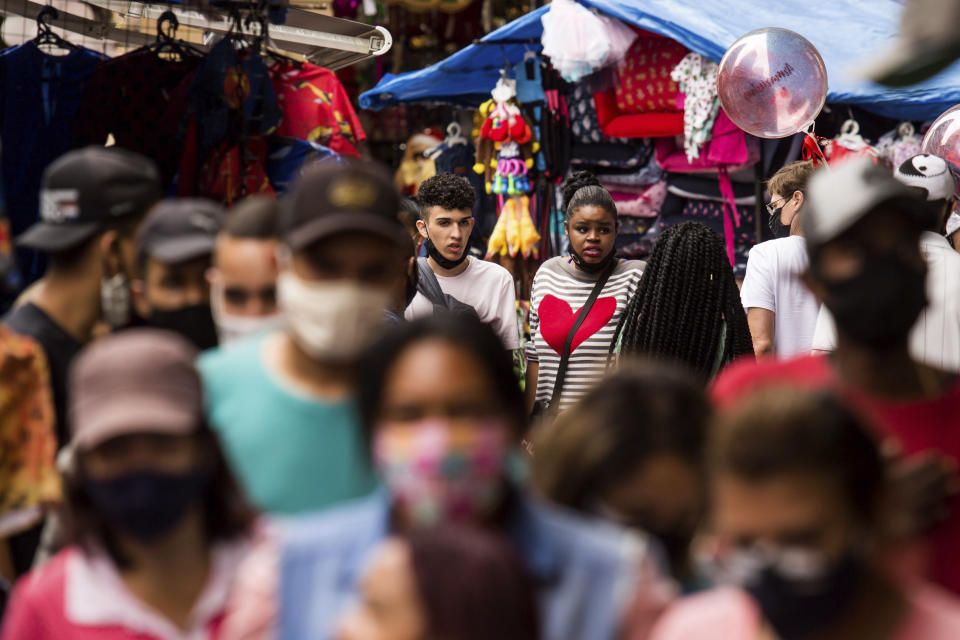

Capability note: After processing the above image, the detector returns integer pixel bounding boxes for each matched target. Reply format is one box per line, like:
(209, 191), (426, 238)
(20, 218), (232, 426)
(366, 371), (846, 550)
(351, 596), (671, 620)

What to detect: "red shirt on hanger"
(269, 62), (366, 157)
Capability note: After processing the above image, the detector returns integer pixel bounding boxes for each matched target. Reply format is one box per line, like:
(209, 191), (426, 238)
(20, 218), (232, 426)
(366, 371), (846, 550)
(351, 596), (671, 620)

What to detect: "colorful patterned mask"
(374, 419), (509, 528)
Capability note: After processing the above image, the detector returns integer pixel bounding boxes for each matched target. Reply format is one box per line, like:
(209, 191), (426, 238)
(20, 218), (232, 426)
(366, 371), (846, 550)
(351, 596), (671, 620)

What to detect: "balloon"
(921, 104), (960, 168)
(718, 28), (828, 139)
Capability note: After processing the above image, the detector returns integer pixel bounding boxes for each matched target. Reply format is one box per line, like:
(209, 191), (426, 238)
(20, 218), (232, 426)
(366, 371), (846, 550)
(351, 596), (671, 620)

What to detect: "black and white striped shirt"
(528, 256), (645, 411)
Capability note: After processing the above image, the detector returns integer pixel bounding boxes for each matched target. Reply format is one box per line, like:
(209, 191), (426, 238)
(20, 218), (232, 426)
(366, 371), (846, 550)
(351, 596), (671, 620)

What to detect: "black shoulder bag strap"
(548, 259), (618, 412)
(416, 257), (448, 311)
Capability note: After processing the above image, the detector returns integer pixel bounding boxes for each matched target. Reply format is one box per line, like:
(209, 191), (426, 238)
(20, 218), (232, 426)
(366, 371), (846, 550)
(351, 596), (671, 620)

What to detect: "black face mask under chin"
(149, 303), (219, 351)
(424, 237), (468, 270)
(820, 254), (927, 348)
(570, 246), (616, 273)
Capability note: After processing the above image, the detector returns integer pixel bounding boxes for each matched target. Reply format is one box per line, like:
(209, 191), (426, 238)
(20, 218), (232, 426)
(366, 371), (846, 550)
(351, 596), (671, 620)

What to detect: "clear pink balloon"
(921, 105), (960, 168)
(718, 28), (828, 139)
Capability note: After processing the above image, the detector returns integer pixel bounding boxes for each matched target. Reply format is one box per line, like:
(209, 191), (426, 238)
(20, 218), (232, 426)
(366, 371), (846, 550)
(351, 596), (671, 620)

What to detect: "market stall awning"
(359, 0), (960, 121)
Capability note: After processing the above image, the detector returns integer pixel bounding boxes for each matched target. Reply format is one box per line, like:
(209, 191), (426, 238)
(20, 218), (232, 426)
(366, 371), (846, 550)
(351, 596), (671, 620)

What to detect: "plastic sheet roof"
(360, 0), (960, 122)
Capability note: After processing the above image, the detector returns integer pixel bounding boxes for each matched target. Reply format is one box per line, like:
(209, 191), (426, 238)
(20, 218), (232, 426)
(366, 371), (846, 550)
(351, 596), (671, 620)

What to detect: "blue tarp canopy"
(360, 0), (960, 122)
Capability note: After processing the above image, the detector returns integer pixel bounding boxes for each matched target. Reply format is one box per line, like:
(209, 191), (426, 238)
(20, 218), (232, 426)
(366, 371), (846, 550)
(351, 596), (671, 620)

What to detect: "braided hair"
(562, 171), (617, 220)
(615, 222), (754, 381)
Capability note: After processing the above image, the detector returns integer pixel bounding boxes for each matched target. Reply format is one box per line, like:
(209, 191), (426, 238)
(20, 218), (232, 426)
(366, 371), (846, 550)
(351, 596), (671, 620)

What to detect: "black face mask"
(820, 254), (927, 348)
(768, 206), (790, 239)
(746, 553), (864, 640)
(424, 237), (468, 270)
(84, 468), (211, 544)
(569, 246), (616, 274)
(648, 528), (694, 579)
(149, 304), (219, 351)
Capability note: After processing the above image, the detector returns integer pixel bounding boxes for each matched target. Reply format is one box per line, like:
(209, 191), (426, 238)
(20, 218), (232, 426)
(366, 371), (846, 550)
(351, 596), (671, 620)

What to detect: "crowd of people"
(1, 142), (960, 640)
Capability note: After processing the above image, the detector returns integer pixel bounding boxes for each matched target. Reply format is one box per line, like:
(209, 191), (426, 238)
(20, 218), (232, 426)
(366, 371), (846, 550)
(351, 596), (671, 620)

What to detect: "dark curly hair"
(417, 173), (477, 219)
(562, 171), (617, 221)
(614, 222), (754, 381)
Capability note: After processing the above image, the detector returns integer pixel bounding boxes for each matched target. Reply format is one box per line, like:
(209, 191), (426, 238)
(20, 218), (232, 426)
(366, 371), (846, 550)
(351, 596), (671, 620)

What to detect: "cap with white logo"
(17, 146), (162, 253)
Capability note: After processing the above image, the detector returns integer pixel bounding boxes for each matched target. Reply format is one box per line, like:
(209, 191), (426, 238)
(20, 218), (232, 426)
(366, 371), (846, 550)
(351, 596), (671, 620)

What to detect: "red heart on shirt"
(539, 294), (617, 356)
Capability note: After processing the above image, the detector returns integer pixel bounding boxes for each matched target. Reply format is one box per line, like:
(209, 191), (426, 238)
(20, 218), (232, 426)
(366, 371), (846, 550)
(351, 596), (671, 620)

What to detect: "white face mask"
(277, 271), (391, 362)
(210, 283), (286, 345)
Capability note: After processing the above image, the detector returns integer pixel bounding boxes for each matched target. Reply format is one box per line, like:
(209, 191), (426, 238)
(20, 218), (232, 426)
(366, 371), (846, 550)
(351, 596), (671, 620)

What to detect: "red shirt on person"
(712, 354), (960, 596)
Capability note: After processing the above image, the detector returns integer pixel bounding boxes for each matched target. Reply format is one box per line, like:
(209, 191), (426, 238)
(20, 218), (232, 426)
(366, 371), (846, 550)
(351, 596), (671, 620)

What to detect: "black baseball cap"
(17, 146), (162, 253)
(137, 199), (225, 265)
(280, 159), (407, 250)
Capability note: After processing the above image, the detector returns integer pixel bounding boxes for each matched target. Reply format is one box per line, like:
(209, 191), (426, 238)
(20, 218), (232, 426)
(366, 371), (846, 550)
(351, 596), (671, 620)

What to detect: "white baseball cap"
(803, 157), (922, 247)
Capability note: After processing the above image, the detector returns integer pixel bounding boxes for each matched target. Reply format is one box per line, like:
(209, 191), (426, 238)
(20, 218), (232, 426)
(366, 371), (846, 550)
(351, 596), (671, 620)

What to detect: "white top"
(405, 257), (521, 350)
(740, 236), (820, 359)
(811, 232), (960, 372)
(528, 257), (645, 411)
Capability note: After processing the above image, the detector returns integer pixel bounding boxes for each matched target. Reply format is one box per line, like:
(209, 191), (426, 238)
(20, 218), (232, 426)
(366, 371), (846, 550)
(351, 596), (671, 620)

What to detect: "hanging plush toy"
(473, 76), (539, 194)
(486, 196), (540, 259)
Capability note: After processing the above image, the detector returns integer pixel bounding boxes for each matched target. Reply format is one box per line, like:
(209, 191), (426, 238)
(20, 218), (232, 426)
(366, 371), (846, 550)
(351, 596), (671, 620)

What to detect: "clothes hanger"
(34, 6), (77, 54)
(149, 10), (205, 60)
(252, 13), (302, 66)
(445, 122), (468, 146)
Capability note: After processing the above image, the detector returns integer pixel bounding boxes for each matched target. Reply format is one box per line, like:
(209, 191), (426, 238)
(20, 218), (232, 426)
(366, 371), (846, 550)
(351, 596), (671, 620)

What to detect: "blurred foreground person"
(3, 147), (161, 445)
(2, 329), (255, 639)
(615, 222), (754, 381)
(335, 528), (539, 640)
(224, 315), (670, 640)
(133, 199), (224, 351)
(533, 362), (708, 588)
(199, 161), (409, 515)
(811, 154), (960, 371)
(740, 161), (819, 359)
(0, 327), (59, 587)
(651, 389), (960, 640)
(207, 196), (284, 345)
(713, 158), (960, 595)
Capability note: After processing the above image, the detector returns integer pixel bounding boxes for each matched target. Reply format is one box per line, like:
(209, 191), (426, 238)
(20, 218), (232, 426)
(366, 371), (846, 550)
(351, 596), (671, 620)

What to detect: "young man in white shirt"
(740, 160), (820, 359)
(405, 173), (520, 350)
(811, 154), (960, 371)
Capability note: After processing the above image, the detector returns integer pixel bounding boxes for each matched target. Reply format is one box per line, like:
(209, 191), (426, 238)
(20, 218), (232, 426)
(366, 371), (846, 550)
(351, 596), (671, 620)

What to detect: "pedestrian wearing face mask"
(206, 196), (285, 346)
(2, 147), (161, 448)
(197, 160), (410, 515)
(650, 389), (960, 640)
(405, 173), (519, 350)
(221, 315), (673, 640)
(526, 171), (645, 415)
(713, 158), (960, 596)
(740, 161), (820, 359)
(811, 153), (960, 372)
(1, 329), (255, 640)
(532, 361), (709, 590)
(132, 199), (224, 352)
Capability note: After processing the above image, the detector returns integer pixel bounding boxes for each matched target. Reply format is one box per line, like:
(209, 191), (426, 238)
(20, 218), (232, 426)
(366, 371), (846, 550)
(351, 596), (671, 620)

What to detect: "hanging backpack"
(416, 257), (480, 318)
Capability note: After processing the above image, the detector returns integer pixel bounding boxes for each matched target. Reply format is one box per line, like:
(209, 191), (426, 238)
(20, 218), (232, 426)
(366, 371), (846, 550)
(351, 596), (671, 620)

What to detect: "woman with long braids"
(525, 171), (645, 415)
(614, 222), (754, 380)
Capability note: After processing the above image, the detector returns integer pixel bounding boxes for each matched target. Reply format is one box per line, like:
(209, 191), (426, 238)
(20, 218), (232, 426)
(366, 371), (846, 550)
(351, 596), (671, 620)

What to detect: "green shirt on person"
(198, 333), (377, 515)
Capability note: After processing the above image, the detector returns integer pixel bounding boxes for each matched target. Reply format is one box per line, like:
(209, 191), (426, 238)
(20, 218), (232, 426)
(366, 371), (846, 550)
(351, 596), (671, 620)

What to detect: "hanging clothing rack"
(1, 0), (392, 69)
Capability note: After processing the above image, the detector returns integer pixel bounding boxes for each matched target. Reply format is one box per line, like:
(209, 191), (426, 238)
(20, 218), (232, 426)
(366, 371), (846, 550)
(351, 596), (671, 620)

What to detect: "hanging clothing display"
(0, 41), (105, 282)
(670, 52), (720, 161)
(269, 61), (367, 157)
(266, 137), (340, 194)
(175, 38), (282, 204)
(73, 49), (200, 186)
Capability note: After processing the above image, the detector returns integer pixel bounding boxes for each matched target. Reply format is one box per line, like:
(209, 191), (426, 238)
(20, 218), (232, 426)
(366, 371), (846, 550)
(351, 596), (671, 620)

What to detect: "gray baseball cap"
(803, 157), (924, 247)
(137, 198), (225, 265)
(70, 329), (202, 452)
